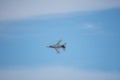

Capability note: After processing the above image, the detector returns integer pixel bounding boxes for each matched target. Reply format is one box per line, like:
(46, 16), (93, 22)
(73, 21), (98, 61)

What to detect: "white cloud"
(77, 23), (98, 30)
(83, 23), (95, 29)
(0, 0), (120, 20)
(0, 66), (120, 80)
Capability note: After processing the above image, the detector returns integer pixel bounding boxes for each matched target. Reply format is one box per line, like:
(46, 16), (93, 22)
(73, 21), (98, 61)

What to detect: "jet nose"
(47, 46), (50, 48)
(47, 45), (52, 48)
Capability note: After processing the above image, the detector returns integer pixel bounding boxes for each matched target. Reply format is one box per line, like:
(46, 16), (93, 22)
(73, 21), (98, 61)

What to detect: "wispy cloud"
(83, 23), (95, 29)
(0, 0), (120, 20)
(0, 66), (120, 80)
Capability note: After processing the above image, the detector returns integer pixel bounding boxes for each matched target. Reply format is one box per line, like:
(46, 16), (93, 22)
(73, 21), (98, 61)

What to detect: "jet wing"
(56, 40), (62, 46)
(55, 48), (60, 53)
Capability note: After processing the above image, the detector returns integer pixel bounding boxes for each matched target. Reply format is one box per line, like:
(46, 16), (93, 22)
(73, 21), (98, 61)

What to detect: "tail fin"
(62, 43), (66, 51)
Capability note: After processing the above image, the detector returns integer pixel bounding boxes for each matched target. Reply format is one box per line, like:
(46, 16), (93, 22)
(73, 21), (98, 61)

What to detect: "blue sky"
(0, 0), (120, 80)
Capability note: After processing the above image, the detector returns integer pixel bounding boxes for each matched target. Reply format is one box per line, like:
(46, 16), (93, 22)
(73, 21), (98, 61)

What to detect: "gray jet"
(48, 40), (66, 53)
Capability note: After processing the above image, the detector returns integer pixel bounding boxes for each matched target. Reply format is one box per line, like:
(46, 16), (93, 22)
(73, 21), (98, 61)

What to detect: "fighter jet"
(48, 40), (66, 53)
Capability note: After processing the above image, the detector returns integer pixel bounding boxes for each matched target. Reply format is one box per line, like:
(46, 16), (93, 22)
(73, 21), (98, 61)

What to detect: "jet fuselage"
(48, 40), (66, 53)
